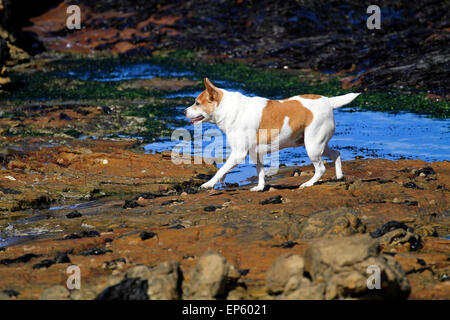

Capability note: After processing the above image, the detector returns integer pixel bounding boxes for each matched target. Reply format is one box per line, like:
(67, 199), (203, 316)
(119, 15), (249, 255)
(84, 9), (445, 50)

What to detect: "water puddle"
(67, 63), (194, 82)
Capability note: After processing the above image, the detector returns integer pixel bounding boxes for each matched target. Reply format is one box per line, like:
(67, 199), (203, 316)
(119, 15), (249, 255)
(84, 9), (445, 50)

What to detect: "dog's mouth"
(190, 115), (205, 124)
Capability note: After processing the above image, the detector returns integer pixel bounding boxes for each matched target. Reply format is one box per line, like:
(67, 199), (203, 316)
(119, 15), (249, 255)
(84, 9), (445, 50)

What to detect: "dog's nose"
(183, 108), (188, 116)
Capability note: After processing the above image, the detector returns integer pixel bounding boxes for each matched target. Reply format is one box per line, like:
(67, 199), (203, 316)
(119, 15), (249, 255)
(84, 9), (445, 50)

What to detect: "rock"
(0, 253), (41, 265)
(54, 252), (71, 264)
(125, 265), (152, 280)
(123, 199), (140, 209)
(260, 195), (282, 205)
(139, 231), (157, 240)
(79, 248), (111, 256)
(66, 211), (82, 219)
(204, 205), (221, 212)
(1, 289), (19, 298)
(377, 229), (422, 251)
(39, 285), (70, 300)
(147, 262), (182, 300)
(304, 234), (411, 299)
(32, 259), (54, 269)
(226, 285), (247, 300)
(292, 207), (366, 239)
(63, 230), (100, 240)
(415, 167), (436, 176)
(281, 276), (326, 300)
(265, 253), (305, 294)
(183, 251), (239, 299)
(95, 278), (149, 300)
(370, 221), (422, 251)
(124, 262), (182, 300)
(370, 221), (410, 238)
(272, 241), (298, 248)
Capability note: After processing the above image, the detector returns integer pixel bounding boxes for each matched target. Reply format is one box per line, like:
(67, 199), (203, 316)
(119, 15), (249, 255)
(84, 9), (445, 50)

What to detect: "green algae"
(151, 50), (449, 118)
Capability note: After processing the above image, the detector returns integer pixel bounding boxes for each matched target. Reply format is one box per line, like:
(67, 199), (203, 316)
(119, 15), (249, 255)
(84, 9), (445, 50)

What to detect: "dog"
(184, 78), (360, 191)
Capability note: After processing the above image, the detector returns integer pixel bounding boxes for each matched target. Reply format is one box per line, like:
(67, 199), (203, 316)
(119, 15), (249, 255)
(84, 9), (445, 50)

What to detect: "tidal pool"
(145, 107), (449, 186)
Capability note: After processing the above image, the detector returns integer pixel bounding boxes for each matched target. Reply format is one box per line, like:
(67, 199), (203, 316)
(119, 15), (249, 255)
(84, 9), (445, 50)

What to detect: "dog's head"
(185, 78), (223, 124)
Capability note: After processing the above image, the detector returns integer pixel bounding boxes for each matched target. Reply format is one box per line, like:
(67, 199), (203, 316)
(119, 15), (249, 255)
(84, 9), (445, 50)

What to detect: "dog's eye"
(195, 101), (200, 105)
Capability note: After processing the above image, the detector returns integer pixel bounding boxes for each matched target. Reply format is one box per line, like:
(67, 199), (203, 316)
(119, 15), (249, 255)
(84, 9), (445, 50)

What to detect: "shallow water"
(68, 63), (194, 81)
(145, 108), (449, 186)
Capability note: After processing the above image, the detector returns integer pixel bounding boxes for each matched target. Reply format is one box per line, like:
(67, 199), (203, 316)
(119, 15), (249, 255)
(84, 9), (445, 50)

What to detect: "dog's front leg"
(201, 151), (247, 189)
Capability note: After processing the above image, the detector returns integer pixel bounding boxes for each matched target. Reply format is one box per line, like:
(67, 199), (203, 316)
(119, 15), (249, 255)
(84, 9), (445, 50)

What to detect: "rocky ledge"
(0, 141), (448, 299)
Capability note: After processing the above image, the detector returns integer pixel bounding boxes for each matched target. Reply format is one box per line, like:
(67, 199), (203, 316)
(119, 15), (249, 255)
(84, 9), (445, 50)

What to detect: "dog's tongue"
(190, 115), (204, 124)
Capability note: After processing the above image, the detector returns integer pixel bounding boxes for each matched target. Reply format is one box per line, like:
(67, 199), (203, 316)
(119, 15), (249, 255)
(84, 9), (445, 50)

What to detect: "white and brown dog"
(185, 78), (360, 191)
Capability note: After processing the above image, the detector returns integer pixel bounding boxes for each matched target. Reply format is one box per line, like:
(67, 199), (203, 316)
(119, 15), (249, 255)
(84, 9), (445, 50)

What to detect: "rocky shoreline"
(0, 134), (448, 299)
(19, 0), (450, 96)
(0, 0), (448, 300)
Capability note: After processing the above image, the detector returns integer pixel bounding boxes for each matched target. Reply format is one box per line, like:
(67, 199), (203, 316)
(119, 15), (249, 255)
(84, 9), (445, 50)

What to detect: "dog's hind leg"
(323, 145), (343, 179)
(299, 130), (328, 189)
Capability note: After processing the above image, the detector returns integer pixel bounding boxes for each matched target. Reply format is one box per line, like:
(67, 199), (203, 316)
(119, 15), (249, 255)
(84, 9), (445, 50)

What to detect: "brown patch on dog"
(193, 79), (224, 114)
(257, 99), (313, 144)
(299, 94), (322, 99)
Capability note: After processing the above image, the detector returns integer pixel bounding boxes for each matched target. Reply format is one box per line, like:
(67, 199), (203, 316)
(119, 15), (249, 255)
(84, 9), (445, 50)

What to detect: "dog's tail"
(328, 93), (361, 109)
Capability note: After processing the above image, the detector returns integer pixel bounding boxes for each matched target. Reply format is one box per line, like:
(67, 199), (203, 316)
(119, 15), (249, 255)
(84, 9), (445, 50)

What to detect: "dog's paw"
(200, 181), (216, 189)
(299, 182), (313, 189)
(250, 185), (264, 192)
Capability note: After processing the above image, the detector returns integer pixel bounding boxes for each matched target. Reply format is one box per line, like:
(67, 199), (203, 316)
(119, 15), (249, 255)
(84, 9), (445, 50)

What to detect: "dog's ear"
(204, 78), (218, 101)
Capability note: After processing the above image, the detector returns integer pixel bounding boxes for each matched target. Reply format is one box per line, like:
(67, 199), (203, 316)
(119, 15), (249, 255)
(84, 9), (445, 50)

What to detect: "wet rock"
(377, 229), (422, 251)
(369, 221), (410, 238)
(39, 285), (70, 300)
(59, 112), (72, 121)
(62, 230), (100, 240)
(79, 248), (111, 256)
(95, 278), (149, 300)
(161, 199), (183, 206)
(183, 251), (240, 299)
(66, 210), (83, 219)
(32, 251), (72, 269)
(260, 195), (282, 205)
(293, 208), (366, 239)
(168, 224), (185, 230)
(415, 167), (436, 177)
(123, 199), (140, 209)
(32, 259), (55, 269)
(238, 269), (249, 276)
(403, 182), (423, 190)
(272, 241), (298, 249)
(304, 234), (411, 299)
(265, 253), (305, 295)
(139, 231), (157, 240)
(0, 253), (41, 265)
(54, 252), (71, 264)
(204, 205), (221, 212)
(195, 173), (213, 180)
(1, 289), (19, 299)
